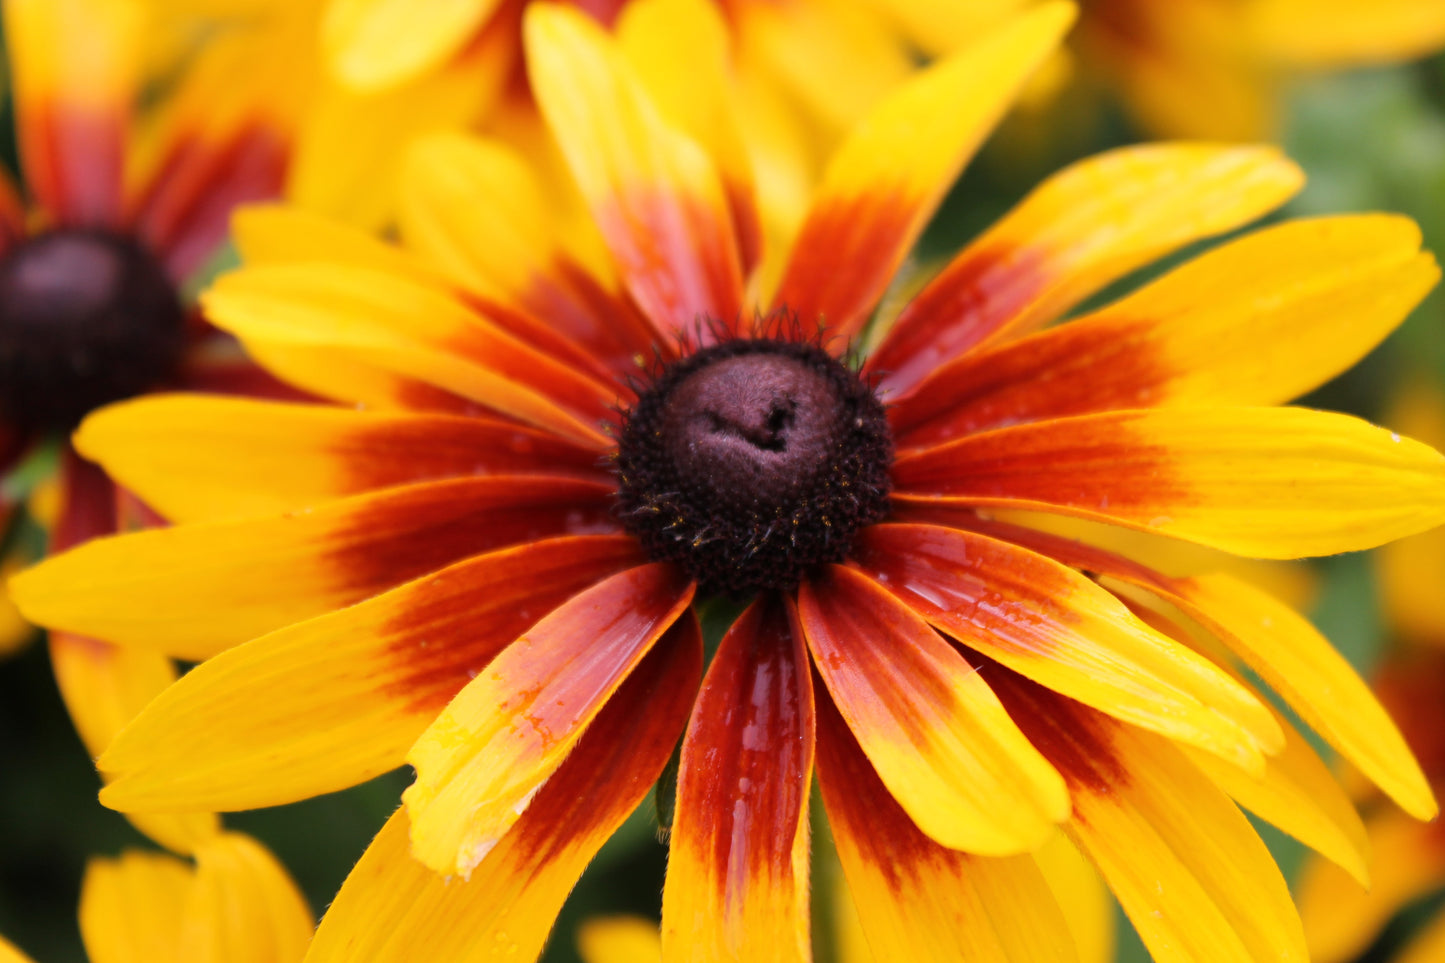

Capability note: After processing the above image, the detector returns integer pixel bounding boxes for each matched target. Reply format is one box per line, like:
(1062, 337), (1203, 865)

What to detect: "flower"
(0, 830), (312, 963)
(15, 2), (1445, 960)
(0, 0), (310, 853)
(882, 0), (1445, 139)
(1296, 383), (1445, 963)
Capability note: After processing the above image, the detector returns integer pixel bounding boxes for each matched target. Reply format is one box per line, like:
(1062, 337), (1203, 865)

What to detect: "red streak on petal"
(674, 593), (813, 899)
(52, 448), (117, 552)
(517, 256), (662, 378)
(773, 189), (913, 343)
(380, 534), (646, 714)
(1374, 651), (1445, 784)
(888, 315), (1165, 448)
(21, 101), (126, 229)
(131, 124), (289, 283)
(598, 186), (743, 345)
(326, 475), (620, 598)
(509, 608), (702, 866)
(981, 661), (1129, 796)
(456, 289), (634, 397)
(867, 243), (1049, 398)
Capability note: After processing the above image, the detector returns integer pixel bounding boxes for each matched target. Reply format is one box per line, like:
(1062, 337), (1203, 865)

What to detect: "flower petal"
(49, 633), (220, 853)
(397, 133), (657, 375)
(1250, 0), (1445, 66)
(5, 0), (140, 227)
(76, 395), (608, 524)
(770, 2), (1074, 341)
(1298, 811), (1445, 963)
(178, 832), (313, 963)
(1034, 833), (1114, 963)
(232, 203), (443, 282)
(893, 406), (1445, 558)
(202, 263), (618, 448)
(988, 667), (1308, 963)
(890, 215), (1439, 447)
(307, 621), (700, 963)
(96, 535), (641, 813)
(867, 144), (1303, 394)
(797, 564), (1067, 856)
(816, 688), (1077, 962)
(526, 3), (745, 340)
(849, 524), (1279, 770)
(80, 850), (192, 963)
(404, 563), (694, 877)
(579, 918), (662, 963)
(0, 936), (35, 963)
(12, 476), (618, 660)
(323, 0), (499, 91)
(661, 594), (813, 962)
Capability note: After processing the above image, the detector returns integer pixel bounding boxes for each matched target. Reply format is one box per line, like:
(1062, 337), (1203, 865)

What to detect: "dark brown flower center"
(616, 336), (892, 596)
(0, 229), (185, 433)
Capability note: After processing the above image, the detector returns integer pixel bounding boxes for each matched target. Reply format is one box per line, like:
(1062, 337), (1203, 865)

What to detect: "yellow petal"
(1034, 833), (1114, 963)
(1250, 0), (1445, 66)
(893, 406), (1445, 559)
(0, 935), (35, 963)
(177, 832), (313, 963)
(578, 918), (662, 963)
(80, 850), (192, 963)
(232, 203), (443, 284)
(322, 0), (499, 91)
(771, 1), (1075, 341)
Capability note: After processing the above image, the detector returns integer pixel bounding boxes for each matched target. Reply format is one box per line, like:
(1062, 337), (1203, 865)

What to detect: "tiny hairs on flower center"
(0, 229), (186, 433)
(616, 333), (892, 596)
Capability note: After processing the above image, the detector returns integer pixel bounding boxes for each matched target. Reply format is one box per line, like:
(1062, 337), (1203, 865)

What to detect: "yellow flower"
(1296, 381), (1445, 963)
(877, 0), (1445, 139)
(13, 3), (1445, 960)
(0, 832), (312, 963)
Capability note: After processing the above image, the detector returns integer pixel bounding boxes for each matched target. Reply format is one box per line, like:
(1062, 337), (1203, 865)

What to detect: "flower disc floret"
(0, 229), (185, 432)
(616, 334), (892, 596)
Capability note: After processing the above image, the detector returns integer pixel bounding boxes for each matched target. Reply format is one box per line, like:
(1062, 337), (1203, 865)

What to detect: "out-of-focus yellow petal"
(893, 406), (1445, 560)
(14, 476), (617, 660)
(1380, 382), (1445, 643)
(308, 629), (700, 963)
(869, 144), (1303, 392)
(578, 917), (662, 963)
(233, 204), (442, 283)
(96, 535), (641, 815)
(322, 0), (498, 91)
(1299, 810), (1445, 963)
(1163, 573), (1437, 820)
(798, 565), (1068, 856)
(992, 669), (1308, 963)
(1398, 907), (1445, 963)
(5, 0), (141, 227)
(850, 524), (1279, 772)
(890, 215), (1439, 445)
(0, 553), (35, 659)
(0, 935), (35, 963)
(76, 395), (608, 524)
(176, 832), (312, 963)
(289, 20), (512, 231)
(1250, 0), (1445, 66)
(49, 633), (220, 853)
(1034, 833), (1114, 963)
(816, 690), (1077, 963)
(404, 566), (693, 877)
(81, 850), (192, 963)
(771, 2), (1075, 342)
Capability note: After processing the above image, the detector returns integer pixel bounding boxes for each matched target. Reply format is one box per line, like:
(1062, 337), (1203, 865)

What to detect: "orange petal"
(867, 144), (1303, 394)
(816, 688), (1078, 962)
(5, 0), (141, 227)
(526, 3), (745, 340)
(770, 2), (1074, 341)
(403, 563), (694, 877)
(849, 524), (1279, 770)
(661, 594), (813, 962)
(97, 536), (641, 813)
(890, 215), (1438, 447)
(49, 632), (220, 853)
(892, 406), (1445, 558)
(306, 623), (700, 963)
(988, 667), (1308, 963)
(797, 565), (1068, 856)
(76, 395), (608, 524)
(202, 263), (618, 448)
(12, 476), (618, 660)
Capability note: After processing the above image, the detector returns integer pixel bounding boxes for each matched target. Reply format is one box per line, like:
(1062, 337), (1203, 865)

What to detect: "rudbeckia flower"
(0, 830), (311, 963)
(15, 2), (1445, 960)
(1296, 384), (1445, 963)
(879, 0), (1445, 139)
(0, 0), (310, 852)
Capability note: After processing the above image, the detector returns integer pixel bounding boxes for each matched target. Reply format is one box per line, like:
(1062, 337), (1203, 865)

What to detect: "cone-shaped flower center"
(617, 336), (892, 596)
(0, 229), (185, 432)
